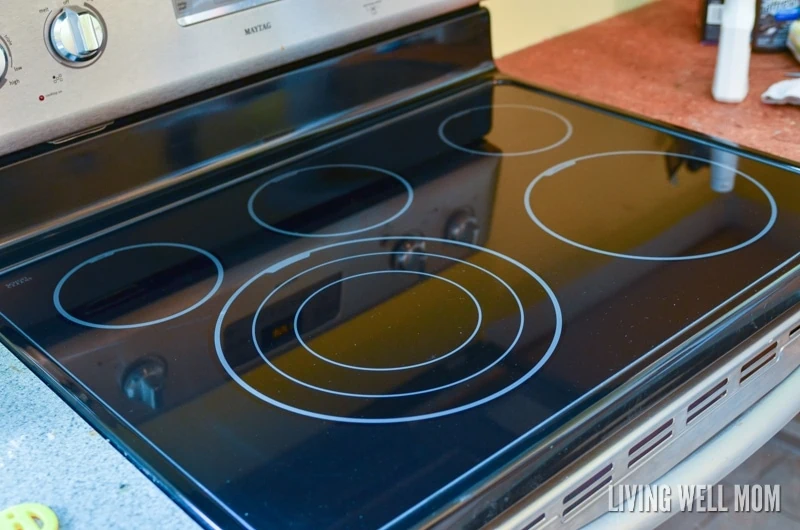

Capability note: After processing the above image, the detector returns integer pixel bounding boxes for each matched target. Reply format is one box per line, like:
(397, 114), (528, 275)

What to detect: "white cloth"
(762, 20), (800, 105)
(762, 78), (800, 105)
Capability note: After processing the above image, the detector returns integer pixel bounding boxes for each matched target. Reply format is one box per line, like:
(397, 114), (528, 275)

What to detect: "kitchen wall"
(483, 0), (654, 57)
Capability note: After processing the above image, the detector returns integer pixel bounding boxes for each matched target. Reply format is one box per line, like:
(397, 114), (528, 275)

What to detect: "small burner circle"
(294, 269), (483, 372)
(215, 236), (564, 424)
(524, 151), (779, 261)
(247, 164), (414, 238)
(438, 104), (573, 157)
(54, 243), (224, 329)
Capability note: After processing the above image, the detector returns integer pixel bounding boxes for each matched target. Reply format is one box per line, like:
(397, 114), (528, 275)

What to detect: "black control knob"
(445, 209), (480, 245)
(392, 239), (427, 272)
(122, 356), (167, 410)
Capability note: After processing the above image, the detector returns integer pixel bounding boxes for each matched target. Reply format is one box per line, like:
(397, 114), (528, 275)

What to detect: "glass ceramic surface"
(1, 81), (798, 529)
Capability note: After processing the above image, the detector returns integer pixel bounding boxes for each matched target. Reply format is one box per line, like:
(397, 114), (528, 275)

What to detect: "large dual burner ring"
(215, 236), (563, 424)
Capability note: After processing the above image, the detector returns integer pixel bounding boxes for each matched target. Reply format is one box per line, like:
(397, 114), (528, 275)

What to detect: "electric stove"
(0, 5), (799, 530)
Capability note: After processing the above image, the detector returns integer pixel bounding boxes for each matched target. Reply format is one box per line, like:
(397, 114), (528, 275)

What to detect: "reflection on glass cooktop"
(1, 81), (798, 530)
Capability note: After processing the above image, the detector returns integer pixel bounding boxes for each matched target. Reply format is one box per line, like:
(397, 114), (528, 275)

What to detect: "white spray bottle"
(712, 0), (757, 103)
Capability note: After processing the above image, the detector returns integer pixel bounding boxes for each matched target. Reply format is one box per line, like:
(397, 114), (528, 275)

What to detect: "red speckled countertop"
(497, 0), (800, 164)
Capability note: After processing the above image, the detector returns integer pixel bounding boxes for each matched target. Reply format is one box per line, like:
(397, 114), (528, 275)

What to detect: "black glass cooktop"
(1, 80), (799, 529)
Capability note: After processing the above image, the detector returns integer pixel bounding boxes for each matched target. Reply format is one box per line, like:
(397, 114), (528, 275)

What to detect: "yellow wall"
(483, 0), (654, 57)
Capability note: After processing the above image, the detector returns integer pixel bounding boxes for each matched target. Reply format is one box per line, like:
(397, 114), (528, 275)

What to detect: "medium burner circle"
(438, 104), (573, 157)
(215, 237), (563, 424)
(252, 252), (517, 398)
(247, 164), (414, 238)
(294, 270), (483, 372)
(54, 243), (224, 329)
(524, 151), (778, 261)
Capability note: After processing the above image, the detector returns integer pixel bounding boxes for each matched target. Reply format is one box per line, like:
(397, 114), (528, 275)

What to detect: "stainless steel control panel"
(173, 0), (281, 26)
(0, 0), (474, 157)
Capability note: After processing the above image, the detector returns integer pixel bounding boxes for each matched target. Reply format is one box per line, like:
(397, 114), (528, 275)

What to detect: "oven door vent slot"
(628, 418), (674, 468)
(789, 323), (800, 339)
(562, 463), (613, 517)
(740, 342), (778, 384)
(521, 513), (546, 529)
(686, 378), (728, 424)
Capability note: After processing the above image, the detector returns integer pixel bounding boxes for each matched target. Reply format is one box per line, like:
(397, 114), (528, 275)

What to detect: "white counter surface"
(0, 343), (200, 530)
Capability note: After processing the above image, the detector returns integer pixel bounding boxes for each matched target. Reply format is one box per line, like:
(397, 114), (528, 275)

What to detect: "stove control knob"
(0, 45), (8, 84)
(393, 239), (427, 272)
(445, 209), (480, 245)
(122, 356), (167, 410)
(49, 7), (106, 64)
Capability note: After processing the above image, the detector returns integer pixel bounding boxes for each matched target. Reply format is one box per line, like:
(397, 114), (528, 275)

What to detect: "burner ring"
(215, 236), (563, 424)
(524, 151), (779, 261)
(251, 252), (517, 398)
(54, 243), (224, 330)
(247, 164), (414, 238)
(294, 269), (483, 372)
(438, 104), (573, 157)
